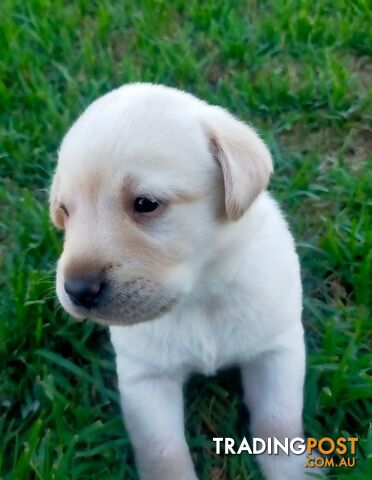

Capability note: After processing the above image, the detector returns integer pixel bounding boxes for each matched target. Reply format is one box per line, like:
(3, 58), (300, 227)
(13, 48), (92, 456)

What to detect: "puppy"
(50, 83), (309, 480)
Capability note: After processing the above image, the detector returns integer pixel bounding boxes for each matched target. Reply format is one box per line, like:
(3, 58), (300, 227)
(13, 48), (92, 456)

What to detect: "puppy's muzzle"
(64, 276), (105, 309)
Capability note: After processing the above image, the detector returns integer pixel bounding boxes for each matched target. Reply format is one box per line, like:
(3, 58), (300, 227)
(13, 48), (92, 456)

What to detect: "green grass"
(0, 1), (371, 479)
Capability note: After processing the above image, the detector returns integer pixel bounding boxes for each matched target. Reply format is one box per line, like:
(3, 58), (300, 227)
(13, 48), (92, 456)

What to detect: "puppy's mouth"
(68, 301), (177, 327)
(75, 301), (177, 326)
(57, 278), (179, 326)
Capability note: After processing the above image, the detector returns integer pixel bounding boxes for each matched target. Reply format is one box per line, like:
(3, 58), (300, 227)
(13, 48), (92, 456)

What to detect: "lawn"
(0, 1), (371, 479)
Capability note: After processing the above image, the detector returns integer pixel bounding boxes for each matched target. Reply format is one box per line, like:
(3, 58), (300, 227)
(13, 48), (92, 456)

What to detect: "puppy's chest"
(114, 294), (266, 377)
(168, 308), (224, 376)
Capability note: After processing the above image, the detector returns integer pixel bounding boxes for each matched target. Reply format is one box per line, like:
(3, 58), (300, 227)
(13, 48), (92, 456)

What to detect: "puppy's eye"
(134, 197), (160, 213)
(59, 204), (69, 217)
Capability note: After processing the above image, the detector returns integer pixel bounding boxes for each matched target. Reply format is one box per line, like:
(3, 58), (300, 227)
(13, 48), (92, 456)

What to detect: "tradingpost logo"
(213, 436), (359, 469)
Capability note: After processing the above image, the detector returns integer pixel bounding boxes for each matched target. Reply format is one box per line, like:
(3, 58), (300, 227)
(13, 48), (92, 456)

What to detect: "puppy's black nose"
(64, 277), (104, 309)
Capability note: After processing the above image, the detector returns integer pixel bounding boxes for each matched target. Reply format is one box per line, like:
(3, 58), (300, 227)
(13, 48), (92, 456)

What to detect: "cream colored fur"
(50, 83), (315, 480)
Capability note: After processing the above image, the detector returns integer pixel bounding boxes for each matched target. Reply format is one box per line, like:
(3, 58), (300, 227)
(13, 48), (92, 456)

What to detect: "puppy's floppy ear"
(49, 172), (64, 229)
(201, 106), (273, 221)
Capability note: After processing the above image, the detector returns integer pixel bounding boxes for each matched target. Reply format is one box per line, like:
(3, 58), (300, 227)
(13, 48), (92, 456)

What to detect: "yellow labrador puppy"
(50, 84), (308, 480)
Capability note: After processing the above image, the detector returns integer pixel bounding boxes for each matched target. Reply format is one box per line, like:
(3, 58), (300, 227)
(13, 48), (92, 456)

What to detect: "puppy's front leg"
(241, 328), (308, 480)
(118, 372), (197, 480)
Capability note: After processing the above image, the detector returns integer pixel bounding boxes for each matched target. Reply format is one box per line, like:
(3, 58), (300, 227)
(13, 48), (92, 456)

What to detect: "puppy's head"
(50, 84), (272, 326)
